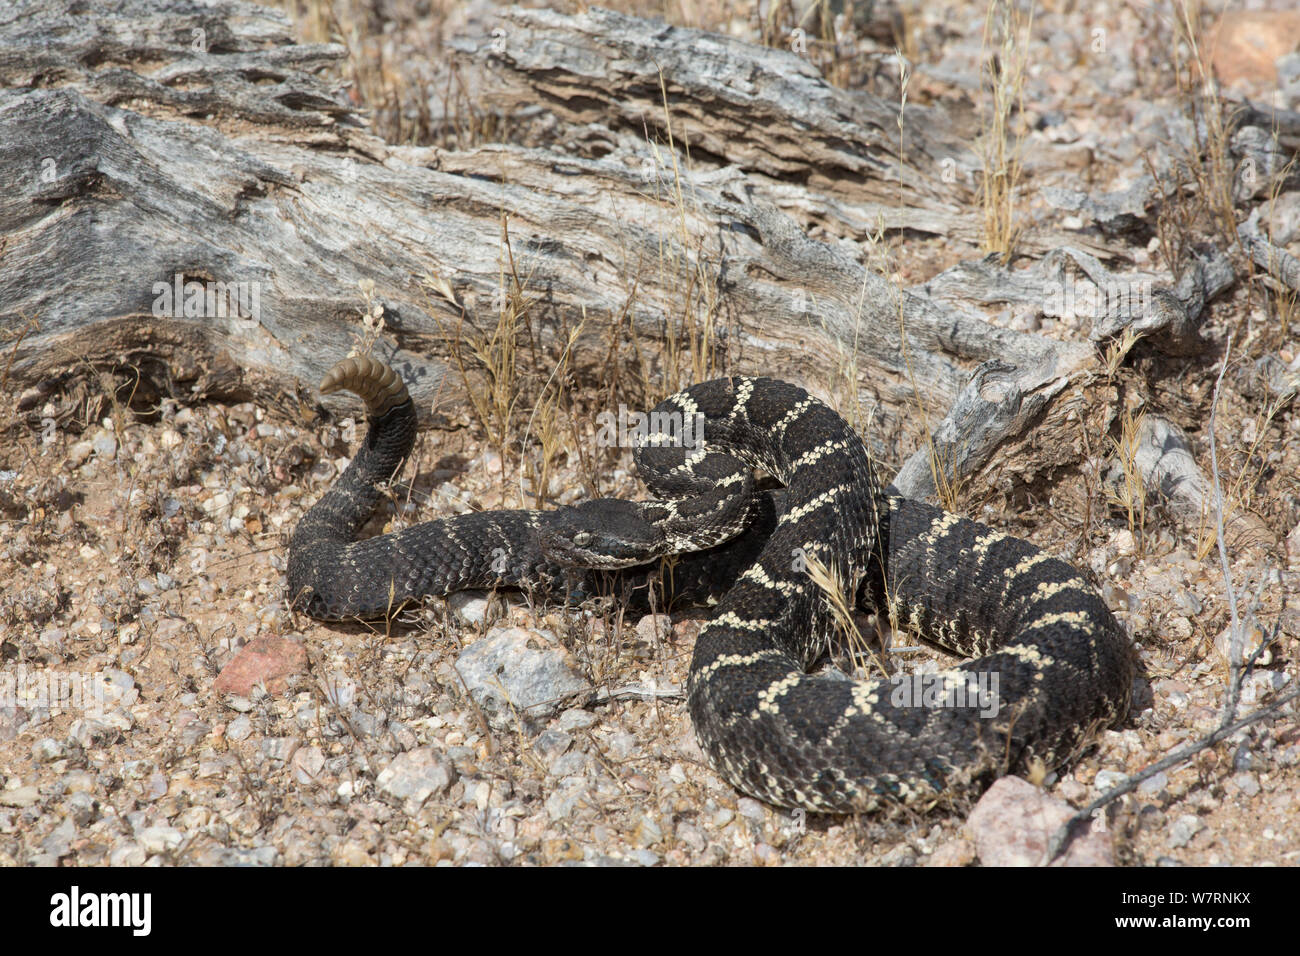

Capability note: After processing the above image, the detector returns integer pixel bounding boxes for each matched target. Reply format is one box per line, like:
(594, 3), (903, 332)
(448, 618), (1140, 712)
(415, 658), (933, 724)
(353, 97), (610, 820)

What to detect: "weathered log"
(0, 0), (1266, 542)
(456, 5), (1120, 257)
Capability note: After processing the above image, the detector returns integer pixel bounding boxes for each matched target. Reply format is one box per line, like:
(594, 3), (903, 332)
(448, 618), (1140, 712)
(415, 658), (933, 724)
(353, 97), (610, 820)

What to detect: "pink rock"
(213, 636), (308, 696)
(965, 776), (1116, 867)
(1209, 11), (1300, 88)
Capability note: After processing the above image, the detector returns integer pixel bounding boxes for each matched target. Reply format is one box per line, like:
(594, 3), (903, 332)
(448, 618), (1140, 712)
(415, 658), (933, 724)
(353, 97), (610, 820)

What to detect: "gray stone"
(260, 737), (299, 762)
(448, 589), (492, 626)
(137, 825), (184, 855)
(61, 791), (96, 827)
(31, 737), (64, 763)
(40, 817), (77, 858)
(347, 708), (387, 738)
(376, 747), (455, 810)
(533, 730), (573, 762)
(199, 846), (279, 866)
(557, 709), (597, 732)
(0, 786), (40, 808)
(1229, 772), (1261, 797)
(226, 714), (252, 741)
(109, 844), (147, 866)
(606, 731), (638, 760)
(454, 627), (591, 731)
(544, 781), (586, 821)
(92, 433), (117, 459)
(1167, 814), (1204, 849)
(1136, 772), (1168, 796)
(548, 751), (589, 778)
(1093, 770), (1129, 791)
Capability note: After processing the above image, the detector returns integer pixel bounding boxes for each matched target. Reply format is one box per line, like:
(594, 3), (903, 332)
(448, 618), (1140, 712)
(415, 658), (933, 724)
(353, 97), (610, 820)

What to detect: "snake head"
(538, 499), (667, 569)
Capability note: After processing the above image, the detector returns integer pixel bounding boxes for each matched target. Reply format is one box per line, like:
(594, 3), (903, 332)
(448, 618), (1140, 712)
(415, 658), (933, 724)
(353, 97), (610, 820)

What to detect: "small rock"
(675, 823), (707, 853)
(331, 842), (374, 866)
(109, 843), (147, 866)
(544, 782), (586, 821)
(121, 759), (155, 780)
(178, 716), (211, 748)
(40, 817), (77, 858)
(1209, 10), (1300, 87)
(292, 746), (326, 785)
(213, 636), (308, 696)
(261, 737), (299, 762)
(454, 627), (591, 731)
(68, 440), (94, 467)
(965, 776), (1115, 866)
(68, 718), (117, 749)
(548, 751), (589, 777)
(376, 747), (455, 811)
(226, 714), (252, 742)
(926, 837), (977, 867)
(533, 730), (573, 762)
(606, 731), (638, 760)
(543, 837), (584, 862)
(448, 590), (492, 626)
(1054, 778), (1087, 803)
(1167, 814), (1204, 849)
(61, 791), (96, 827)
(634, 614), (673, 643)
(557, 709), (597, 732)
(347, 708), (387, 738)
(879, 844), (916, 866)
(388, 721), (418, 752)
(1137, 772), (1169, 797)
(633, 815), (662, 847)
(92, 432), (117, 459)
(62, 770), (96, 793)
(31, 737), (64, 763)
(144, 772), (168, 802)
(1214, 623), (1272, 668)
(1228, 772), (1261, 797)
(1093, 770), (1129, 792)
(137, 825), (184, 855)
(0, 786), (40, 808)
(200, 846), (279, 866)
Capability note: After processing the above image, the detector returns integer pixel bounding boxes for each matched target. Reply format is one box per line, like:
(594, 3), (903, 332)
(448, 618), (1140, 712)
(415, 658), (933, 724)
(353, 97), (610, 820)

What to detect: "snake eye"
(573, 532), (592, 547)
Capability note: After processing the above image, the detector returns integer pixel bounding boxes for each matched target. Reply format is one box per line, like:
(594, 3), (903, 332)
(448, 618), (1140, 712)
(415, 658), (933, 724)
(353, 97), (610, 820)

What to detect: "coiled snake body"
(289, 357), (1133, 813)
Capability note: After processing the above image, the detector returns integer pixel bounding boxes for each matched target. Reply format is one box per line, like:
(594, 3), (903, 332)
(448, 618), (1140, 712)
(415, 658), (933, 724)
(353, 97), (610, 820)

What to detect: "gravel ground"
(0, 375), (1296, 866)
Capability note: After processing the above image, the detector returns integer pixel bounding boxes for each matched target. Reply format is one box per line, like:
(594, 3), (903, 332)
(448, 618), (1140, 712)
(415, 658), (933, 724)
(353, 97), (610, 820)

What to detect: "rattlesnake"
(289, 356), (1134, 812)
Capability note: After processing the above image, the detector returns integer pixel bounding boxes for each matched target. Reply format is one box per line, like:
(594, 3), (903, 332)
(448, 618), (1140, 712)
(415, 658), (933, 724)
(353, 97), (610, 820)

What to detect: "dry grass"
(1106, 404), (1148, 553)
(1103, 326), (1145, 380)
(977, 0), (1031, 258)
(1193, 390), (1288, 562)
(1170, 0), (1240, 251)
(646, 69), (724, 398)
(803, 550), (889, 680)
